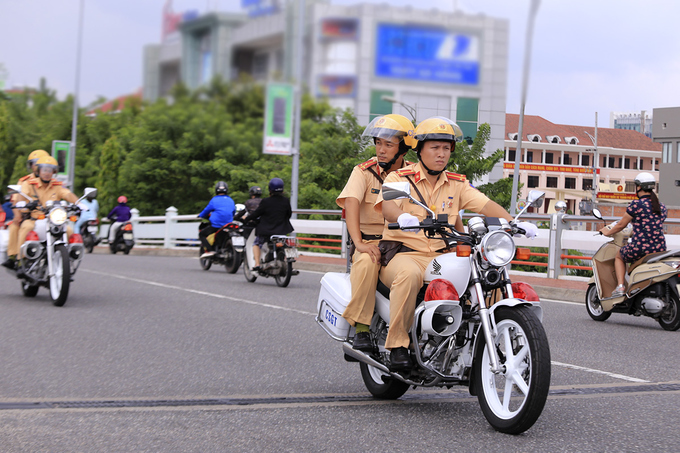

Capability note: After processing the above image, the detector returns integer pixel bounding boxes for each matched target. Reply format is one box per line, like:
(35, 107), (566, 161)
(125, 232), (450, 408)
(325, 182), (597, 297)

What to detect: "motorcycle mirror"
(592, 208), (603, 220)
(527, 190), (545, 208)
(6, 184), (32, 202)
(382, 182), (411, 201)
(83, 187), (97, 198)
(235, 203), (246, 212)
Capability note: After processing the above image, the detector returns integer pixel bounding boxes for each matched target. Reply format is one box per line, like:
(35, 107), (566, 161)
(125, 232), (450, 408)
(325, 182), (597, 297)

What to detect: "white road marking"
(551, 361), (649, 383)
(81, 269), (316, 316)
(541, 298), (582, 306)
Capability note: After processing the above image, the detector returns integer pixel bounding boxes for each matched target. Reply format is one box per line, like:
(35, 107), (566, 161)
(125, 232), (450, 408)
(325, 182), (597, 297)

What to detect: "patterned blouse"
(619, 196), (667, 263)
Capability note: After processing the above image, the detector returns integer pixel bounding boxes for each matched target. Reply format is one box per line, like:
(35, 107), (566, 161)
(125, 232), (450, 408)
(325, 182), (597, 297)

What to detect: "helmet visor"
(362, 116), (408, 142)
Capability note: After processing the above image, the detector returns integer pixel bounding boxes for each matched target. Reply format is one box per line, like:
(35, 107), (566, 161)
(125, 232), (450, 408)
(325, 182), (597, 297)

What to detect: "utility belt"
(377, 240), (416, 267)
(348, 232), (383, 260)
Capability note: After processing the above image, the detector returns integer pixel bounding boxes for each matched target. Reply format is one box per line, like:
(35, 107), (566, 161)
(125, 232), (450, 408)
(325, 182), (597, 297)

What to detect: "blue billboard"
(375, 24), (480, 85)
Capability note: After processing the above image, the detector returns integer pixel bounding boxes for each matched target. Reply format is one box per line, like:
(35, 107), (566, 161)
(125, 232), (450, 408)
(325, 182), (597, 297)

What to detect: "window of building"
(581, 155), (589, 167)
(252, 53), (268, 80)
(662, 142), (672, 163)
(617, 157), (623, 168)
(625, 181), (636, 192)
(582, 178), (593, 190)
(565, 177), (576, 189)
(526, 151), (533, 163)
(639, 160), (644, 170)
(608, 157), (615, 168)
(369, 90), (394, 121)
(508, 150), (516, 161)
(545, 152), (553, 164)
(624, 158), (630, 169)
(546, 177), (558, 188)
(527, 175), (539, 188)
(456, 97), (479, 144)
(563, 155), (572, 165)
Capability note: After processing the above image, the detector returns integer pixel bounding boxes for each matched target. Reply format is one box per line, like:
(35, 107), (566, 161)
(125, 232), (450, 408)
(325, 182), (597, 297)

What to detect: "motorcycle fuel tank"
(424, 253), (471, 296)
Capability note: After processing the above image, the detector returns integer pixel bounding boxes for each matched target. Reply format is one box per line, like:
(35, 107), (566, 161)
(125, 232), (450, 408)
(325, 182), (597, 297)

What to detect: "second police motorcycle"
(316, 185), (551, 434)
(6, 184), (96, 306)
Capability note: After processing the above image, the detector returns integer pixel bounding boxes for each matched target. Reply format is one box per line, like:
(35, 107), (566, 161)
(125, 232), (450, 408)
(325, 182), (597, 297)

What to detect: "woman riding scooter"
(599, 172), (667, 297)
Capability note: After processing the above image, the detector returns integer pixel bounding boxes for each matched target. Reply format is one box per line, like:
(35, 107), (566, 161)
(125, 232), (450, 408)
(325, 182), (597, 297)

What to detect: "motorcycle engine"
(640, 297), (665, 314)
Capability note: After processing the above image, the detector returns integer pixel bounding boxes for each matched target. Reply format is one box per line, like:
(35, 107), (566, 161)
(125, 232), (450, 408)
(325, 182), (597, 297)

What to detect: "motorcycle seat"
(628, 250), (671, 274)
(376, 279), (390, 299)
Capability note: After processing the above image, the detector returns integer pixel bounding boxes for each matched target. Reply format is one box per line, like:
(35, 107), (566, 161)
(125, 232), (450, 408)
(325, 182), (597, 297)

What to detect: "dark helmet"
(215, 181), (228, 195)
(249, 186), (262, 197)
(268, 178), (284, 194)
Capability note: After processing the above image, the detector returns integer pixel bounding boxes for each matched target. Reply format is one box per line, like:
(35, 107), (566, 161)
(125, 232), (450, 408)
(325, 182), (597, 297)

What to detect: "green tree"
(97, 135), (123, 215)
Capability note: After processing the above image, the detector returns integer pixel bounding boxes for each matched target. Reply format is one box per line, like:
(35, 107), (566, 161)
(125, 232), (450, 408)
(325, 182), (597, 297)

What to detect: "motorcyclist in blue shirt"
(197, 181), (236, 259)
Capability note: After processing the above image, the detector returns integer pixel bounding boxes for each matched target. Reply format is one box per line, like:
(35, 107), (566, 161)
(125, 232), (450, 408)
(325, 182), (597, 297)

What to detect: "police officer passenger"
(336, 114), (415, 351)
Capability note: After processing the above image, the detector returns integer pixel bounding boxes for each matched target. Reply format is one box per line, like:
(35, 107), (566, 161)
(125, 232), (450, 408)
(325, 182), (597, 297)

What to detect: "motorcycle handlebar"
(388, 222), (400, 230)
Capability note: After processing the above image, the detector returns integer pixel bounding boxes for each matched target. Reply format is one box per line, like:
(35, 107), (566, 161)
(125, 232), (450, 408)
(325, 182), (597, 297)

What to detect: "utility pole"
(69, 0), (85, 191)
(290, 0), (305, 219)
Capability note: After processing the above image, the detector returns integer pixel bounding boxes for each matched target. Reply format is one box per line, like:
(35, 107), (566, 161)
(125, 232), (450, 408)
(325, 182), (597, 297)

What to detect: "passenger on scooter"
(74, 191), (99, 234)
(197, 181), (236, 259)
(107, 196), (132, 244)
(247, 178), (293, 271)
(336, 114), (415, 352)
(600, 172), (667, 297)
(2, 155), (79, 271)
(374, 116), (537, 370)
(234, 186), (263, 221)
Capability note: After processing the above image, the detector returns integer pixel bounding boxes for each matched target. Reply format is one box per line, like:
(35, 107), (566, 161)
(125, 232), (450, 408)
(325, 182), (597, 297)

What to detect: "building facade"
(504, 114), (662, 215)
(143, 0), (510, 183)
(610, 111), (653, 138)
(652, 106), (680, 206)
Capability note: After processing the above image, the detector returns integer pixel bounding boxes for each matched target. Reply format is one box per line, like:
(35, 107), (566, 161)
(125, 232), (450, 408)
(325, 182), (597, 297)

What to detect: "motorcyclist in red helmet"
(107, 196), (132, 244)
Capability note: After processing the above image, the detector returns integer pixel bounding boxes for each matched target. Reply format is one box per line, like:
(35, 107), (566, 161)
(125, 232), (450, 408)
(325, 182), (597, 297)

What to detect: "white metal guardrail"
(99, 207), (680, 279)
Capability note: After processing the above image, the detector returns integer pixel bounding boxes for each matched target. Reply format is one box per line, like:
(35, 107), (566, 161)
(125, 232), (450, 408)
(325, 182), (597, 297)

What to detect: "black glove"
(26, 201), (38, 210)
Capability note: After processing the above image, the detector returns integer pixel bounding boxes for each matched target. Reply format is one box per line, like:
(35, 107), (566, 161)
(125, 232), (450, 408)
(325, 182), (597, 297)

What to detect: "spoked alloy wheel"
(49, 244), (71, 307)
(585, 284), (611, 321)
(274, 251), (292, 287)
(199, 246), (212, 271)
(658, 291), (680, 331)
(473, 306), (551, 434)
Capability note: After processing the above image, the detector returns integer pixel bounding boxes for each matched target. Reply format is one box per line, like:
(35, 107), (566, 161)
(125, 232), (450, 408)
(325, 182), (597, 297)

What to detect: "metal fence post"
(555, 212), (567, 277)
(130, 208), (140, 240)
(165, 206), (177, 249)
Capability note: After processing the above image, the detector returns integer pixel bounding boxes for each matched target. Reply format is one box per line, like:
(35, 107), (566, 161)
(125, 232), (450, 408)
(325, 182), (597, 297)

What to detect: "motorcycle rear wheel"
(360, 363), (409, 400)
(274, 251), (292, 287)
(199, 246), (212, 271)
(585, 284), (611, 321)
(50, 244), (70, 307)
(123, 246), (131, 255)
(21, 280), (39, 297)
(224, 245), (242, 274)
(83, 233), (94, 253)
(658, 291), (680, 331)
(473, 306), (551, 434)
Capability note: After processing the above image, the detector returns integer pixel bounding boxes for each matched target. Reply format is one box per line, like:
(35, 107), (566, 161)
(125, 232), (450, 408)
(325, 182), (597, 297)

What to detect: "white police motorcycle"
(317, 185), (551, 434)
(6, 185), (95, 306)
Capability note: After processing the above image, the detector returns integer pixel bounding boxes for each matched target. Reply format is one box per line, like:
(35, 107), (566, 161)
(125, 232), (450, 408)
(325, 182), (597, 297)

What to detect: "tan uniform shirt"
(19, 178), (78, 219)
(375, 162), (490, 252)
(336, 157), (393, 236)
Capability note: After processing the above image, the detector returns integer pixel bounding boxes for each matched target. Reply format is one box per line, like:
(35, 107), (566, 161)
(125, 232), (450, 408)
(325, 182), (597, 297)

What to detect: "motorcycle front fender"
(489, 298), (543, 323)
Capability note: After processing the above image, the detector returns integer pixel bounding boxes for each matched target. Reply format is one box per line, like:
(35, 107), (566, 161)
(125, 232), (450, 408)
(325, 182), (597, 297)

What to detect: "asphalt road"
(1, 253), (679, 452)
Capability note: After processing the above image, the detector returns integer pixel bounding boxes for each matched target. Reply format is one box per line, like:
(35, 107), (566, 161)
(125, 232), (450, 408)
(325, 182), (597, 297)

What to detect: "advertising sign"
(51, 140), (72, 178)
(263, 83), (294, 155)
(503, 163), (601, 174)
(317, 75), (356, 97)
(375, 24), (480, 85)
(320, 18), (359, 40)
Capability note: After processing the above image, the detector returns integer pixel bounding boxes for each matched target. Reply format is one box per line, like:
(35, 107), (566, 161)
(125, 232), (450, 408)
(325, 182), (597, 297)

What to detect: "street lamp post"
(68, 0), (85, 191)
(510, 0), (541, 215)
(584, 112), (599, 209)
(381, 95), (417, 122)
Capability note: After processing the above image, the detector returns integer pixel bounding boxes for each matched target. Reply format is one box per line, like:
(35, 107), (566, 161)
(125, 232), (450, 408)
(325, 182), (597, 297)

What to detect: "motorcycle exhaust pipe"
(419, 301), (463, 337)
(341, 342), (390, 373)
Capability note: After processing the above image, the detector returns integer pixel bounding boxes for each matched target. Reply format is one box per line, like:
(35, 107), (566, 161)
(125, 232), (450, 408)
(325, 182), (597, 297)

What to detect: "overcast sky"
(1, 0), (678, 128)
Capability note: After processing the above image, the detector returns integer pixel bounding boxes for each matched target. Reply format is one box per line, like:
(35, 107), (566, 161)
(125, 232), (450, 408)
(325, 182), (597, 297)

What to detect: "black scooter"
(109, 221), (135, 255)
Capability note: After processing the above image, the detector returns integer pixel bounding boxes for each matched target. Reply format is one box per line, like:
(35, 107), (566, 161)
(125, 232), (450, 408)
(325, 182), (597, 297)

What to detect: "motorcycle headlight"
(480, 230), (515, 267)
(49, 207), (68, 225)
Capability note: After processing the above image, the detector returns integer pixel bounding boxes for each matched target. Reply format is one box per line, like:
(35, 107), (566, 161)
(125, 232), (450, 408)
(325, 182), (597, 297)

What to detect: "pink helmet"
(117, 196), (127, 203)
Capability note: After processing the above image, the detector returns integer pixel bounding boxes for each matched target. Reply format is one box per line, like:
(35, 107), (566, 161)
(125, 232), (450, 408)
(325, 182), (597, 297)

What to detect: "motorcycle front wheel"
(274, 251), (292, 287)
(360, 362), (409, 399)
(658, 291), (680, 331)
(473, 306), (551, 434)
(585, 284), (611, 321)
(49, 244), (71, 307)
(243, 260), (257, 283)
(199, 246), (212, 271)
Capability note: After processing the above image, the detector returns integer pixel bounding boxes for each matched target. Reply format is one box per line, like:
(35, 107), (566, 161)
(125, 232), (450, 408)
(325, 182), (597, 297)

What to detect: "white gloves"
(515, 221), (538, 239)
(77, 202), (89, 211)
(397, 213), (420, 232)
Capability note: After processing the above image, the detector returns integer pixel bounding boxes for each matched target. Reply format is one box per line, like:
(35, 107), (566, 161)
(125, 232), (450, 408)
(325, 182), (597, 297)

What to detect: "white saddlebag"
(316, 272), (352, 341)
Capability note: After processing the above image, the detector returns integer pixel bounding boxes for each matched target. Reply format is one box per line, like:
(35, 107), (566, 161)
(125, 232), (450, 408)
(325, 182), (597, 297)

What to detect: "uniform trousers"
(7, 219), (72, 257)
(380, 251), (440, 349)
(342, 238), (381, 327)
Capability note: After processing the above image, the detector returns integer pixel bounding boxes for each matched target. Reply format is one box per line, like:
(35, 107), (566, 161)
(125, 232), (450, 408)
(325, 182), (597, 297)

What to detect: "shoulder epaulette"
(446, 171), (466, 182)
(28, 179), (39, 186)
(52, 180), (63, 186)
(357, 158), (377, 171)
(18, 175), (32, 182)
(396, 168), (416, 177)
(404, 160), (415, 166)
